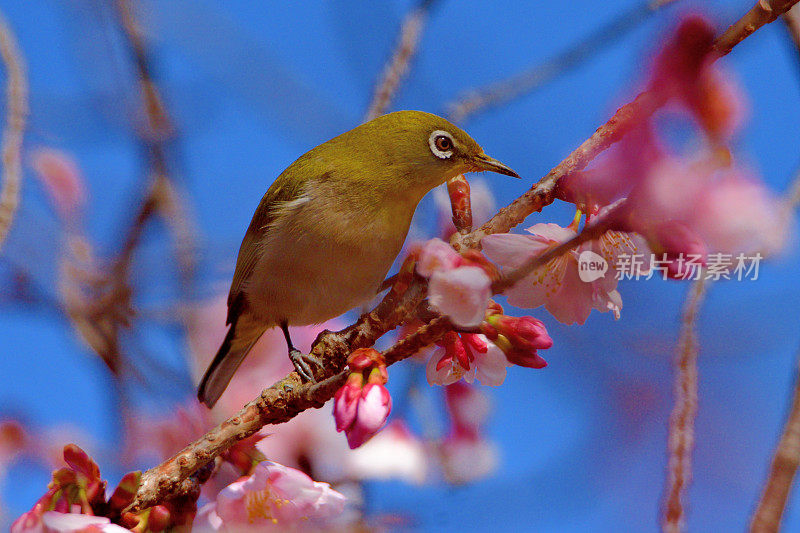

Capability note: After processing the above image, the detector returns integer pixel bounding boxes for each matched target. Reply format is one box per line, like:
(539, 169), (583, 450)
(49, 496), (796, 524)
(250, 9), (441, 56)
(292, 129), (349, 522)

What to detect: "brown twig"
(662, 278), (708, 533)
(714, 0), (799, 55)
(0, 10), (27, 252)
(65, 1), (198, 376)
(364, 0), (437, 122)
(127, 0), (795, 512)
(446, 0), (679, 124)
(746, 153), (800, 533)
(750, 355), (800, 532)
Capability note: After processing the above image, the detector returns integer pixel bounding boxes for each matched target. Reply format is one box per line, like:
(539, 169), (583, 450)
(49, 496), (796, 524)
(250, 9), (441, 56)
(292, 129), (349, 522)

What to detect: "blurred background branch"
(446, 0), (679, 125)
(364, 0), (439, 122)
(662, 279), (707, 533)
(0, 10), (27, 252)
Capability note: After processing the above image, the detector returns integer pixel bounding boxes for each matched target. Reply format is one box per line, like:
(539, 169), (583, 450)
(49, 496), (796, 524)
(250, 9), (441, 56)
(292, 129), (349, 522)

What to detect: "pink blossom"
(428, 266), (492, 328)
(416, 238), (494, 328)
(345, 422), (428, 484)
(557, 16), (786, 268)
(648, 15), (744, 141)
(437, 383), (499, 484)
(483, 223), (629, 325)
(30, 148), (87, 219)
(193, 461), (345, 532)
(445, 382), (492, 432)
(692, 174), (787, 255)
(426, 333), (510, 386)
(39, 512), (129, 533)
(426, 343), (475, 386)
(439, 429), (498, 485)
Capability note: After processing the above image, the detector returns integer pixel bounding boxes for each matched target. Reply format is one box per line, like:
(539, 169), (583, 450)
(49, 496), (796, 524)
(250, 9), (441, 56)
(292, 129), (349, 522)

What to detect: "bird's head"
(343, 110), (519, 195)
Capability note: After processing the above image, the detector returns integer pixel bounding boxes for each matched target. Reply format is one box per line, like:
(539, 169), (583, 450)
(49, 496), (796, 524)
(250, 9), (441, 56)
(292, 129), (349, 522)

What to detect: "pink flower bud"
(346, 383), (392, 449)
(334, 349), (393, 449)
(333, 373), (363, 432)
(484, 315), (552, 368)
(30, 148), (87, 220)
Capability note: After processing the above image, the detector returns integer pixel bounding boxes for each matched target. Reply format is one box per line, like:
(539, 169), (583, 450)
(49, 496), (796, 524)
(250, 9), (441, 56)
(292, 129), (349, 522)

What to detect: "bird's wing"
(226, 176), (305, 324)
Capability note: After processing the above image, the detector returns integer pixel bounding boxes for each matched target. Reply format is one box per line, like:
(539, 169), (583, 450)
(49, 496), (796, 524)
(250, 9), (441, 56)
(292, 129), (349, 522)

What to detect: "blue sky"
(1, 1), (800, 531)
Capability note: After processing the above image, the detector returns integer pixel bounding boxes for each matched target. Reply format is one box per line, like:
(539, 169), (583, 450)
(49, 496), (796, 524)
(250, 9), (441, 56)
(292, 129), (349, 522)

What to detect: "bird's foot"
(289, 349), (323, 383)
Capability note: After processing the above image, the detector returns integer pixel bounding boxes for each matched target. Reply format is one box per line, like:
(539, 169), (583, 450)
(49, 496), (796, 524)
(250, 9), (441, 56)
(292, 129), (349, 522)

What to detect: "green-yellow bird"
(198, 110), (518, 408)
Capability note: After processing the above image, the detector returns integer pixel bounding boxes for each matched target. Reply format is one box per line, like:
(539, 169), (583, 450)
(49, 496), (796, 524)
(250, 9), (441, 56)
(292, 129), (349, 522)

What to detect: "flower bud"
(483, 315), (552, 368)
(333, 349), (392, 449)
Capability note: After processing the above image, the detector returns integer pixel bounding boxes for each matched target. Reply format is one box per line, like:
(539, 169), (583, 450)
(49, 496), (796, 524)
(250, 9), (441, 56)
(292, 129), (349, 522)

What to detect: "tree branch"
(0, 9), (27, 253)
(662, 278), (708, 533)
(750, 354), (800, 532)
(453, 0), (800, 251)
(364, 0), (438, 122)
(446, 0), (679, 125)
(127, 0), (798, 513)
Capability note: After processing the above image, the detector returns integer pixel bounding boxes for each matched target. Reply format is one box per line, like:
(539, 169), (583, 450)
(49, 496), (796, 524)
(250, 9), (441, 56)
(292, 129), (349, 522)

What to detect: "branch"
(714, 0), (799, 55)
(364, 0), (438, 122)
(750, 354), (800, 532)
(784, 4), (800, 56)
(127, 0), (797, 512)
(662, 279), (708, 533)
(454, 0), (800, 251)
(0, 9), (27, 252)
(446, 0), (679, 124)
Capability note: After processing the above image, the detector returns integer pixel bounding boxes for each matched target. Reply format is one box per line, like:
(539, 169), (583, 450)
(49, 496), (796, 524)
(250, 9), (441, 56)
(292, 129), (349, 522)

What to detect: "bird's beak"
(471, 153), (520, 178)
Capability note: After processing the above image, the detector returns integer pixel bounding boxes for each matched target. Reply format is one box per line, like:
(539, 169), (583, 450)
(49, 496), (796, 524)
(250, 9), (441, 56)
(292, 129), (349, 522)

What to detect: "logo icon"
(577, 250), (608, 282)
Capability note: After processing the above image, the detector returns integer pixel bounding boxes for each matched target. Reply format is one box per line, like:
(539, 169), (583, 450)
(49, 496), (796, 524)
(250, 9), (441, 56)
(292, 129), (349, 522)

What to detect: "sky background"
(1, 0), (800, 531)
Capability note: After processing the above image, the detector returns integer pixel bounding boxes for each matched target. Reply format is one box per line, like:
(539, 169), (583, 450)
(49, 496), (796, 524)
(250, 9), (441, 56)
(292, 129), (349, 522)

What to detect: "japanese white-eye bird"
(198, 110), (518, 408)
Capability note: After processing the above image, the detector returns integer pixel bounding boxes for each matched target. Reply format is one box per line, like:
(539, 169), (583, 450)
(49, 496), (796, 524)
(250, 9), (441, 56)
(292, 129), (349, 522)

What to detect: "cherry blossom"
(483, 223), (632, 324)
(438, 383), (498, 484)
(426, 332), (511, 387)
(345, 422), (428, 484)
(193, 461), (345, 532)
(428, 265), (492, 328)
(416, 238), (494, 328)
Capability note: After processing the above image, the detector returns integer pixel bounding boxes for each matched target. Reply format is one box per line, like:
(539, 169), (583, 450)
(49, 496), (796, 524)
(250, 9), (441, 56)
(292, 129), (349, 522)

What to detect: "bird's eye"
(429, 130), (454, 159)
(435, 135), (452, 151)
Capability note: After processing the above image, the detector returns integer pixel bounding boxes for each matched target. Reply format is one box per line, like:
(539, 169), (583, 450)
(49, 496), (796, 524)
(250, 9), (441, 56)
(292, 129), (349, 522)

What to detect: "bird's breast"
(246, 186), (415, 326)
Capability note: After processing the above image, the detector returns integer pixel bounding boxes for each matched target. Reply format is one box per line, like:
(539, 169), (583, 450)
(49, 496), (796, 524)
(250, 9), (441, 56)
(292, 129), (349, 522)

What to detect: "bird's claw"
(289, 349), (322, 383)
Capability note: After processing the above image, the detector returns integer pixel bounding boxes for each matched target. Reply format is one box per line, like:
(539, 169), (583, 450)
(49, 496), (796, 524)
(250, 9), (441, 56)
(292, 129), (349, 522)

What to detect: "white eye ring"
(429, 130), (454, 159)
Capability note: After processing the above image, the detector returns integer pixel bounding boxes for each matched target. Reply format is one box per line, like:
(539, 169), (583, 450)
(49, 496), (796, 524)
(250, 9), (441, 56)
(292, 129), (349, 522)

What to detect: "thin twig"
(747, 154), (800, 533)
(446, 0), (679, 124)
(750, 355), (800, 532)
(714, 0), (799, 55)
(127, 0), (796, 512)
(0, 10), (27, 252)
(364, 0), (438, 122)
(662, 278), (708, 533)
(115, 0), (196, 285)
(784, 4), (800, 56)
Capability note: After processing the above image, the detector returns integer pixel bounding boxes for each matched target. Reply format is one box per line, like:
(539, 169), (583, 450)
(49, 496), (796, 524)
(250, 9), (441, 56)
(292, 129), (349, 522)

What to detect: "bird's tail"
(197, 319), (263, 408)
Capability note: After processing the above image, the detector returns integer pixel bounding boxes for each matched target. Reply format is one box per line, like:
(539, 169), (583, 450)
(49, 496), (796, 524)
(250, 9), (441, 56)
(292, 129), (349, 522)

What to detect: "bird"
(197, 110), (519, 408)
